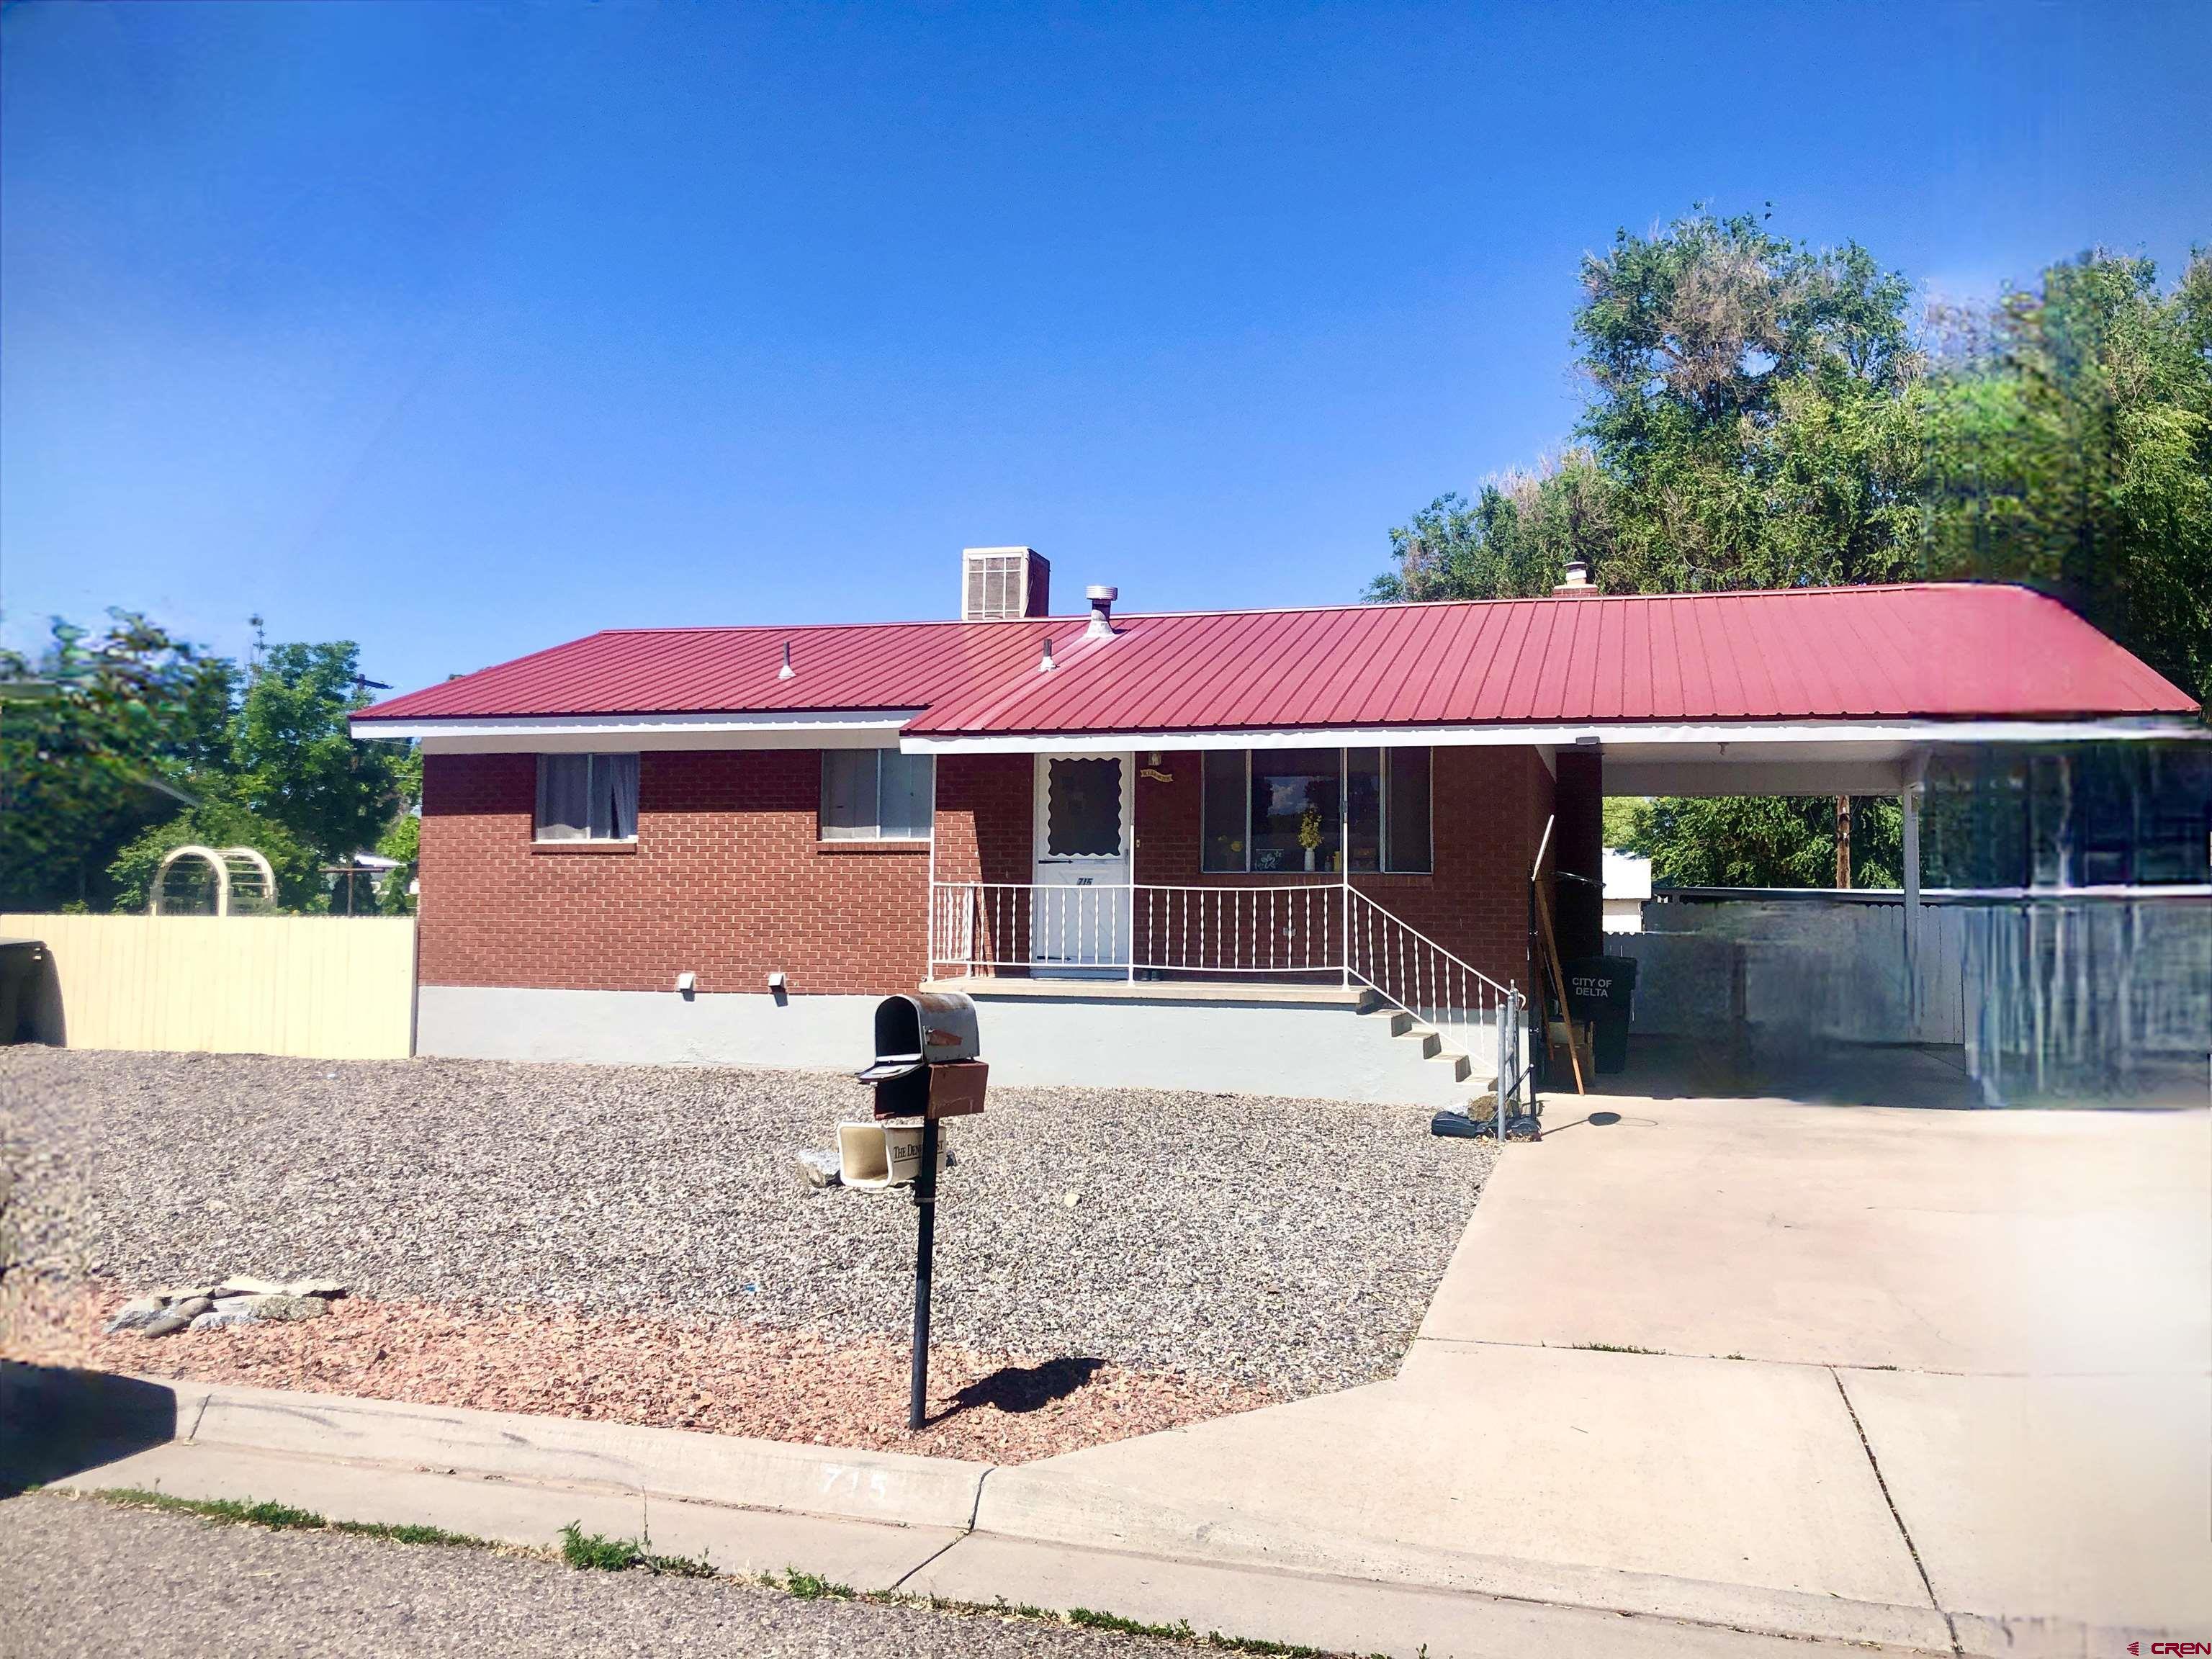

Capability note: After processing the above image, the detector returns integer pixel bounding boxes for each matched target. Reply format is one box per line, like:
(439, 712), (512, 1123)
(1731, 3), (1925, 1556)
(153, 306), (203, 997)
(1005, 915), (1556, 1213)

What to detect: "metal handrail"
(1343, 887), (1515, 1060)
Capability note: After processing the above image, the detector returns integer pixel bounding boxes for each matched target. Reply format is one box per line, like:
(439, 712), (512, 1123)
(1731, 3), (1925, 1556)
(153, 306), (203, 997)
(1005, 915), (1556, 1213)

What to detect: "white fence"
(1961, 895), (2211, 1104)
(1624, 895), (1966, 1046)
(1344, 889), (1515, 1061)
(1, 914), (416, 1059)
(1622, 889), (2210, 1105)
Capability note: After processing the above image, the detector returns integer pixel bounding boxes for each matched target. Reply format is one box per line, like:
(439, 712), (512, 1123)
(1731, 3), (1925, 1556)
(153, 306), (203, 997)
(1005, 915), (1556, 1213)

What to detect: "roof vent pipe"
(1085, 585), (1119, 639)
(777, 641), (794, 679)
(1039, 639), (1057, 672)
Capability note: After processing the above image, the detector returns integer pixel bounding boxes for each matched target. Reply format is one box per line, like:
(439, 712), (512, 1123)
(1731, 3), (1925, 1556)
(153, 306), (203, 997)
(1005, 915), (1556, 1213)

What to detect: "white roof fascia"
(898, 716), (2203, 756)
(354, 709), (921, 754)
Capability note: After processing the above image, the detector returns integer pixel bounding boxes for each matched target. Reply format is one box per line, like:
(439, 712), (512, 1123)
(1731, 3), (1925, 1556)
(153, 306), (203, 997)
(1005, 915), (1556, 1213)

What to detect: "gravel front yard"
(2, 1048), (1492, 1447)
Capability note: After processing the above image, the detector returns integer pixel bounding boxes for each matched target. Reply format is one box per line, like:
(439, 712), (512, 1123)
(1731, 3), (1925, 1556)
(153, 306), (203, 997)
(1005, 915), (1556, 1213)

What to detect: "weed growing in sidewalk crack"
(774, 1568), (858, 1601)
(81, 1488), (490, 1551)
(1066, 1606), (1346, 1656)
(558, 1522), (714, 1578)
(1573, 1342), (1660, 1354)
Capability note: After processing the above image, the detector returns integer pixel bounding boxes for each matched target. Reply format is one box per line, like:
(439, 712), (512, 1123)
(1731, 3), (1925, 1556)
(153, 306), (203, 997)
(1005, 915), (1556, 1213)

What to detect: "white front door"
(1032, 752), (1133, 972)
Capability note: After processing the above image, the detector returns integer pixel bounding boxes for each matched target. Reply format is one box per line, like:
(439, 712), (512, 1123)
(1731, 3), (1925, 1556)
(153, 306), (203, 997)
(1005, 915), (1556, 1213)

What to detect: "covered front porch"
(924, 744), (1550, 1070)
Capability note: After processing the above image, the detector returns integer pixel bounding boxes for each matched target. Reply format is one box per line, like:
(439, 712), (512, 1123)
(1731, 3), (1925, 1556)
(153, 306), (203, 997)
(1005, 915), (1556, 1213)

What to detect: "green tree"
(4, 608), (416, 913)
(0, 612), (237, 909)
(1372, 213), (2212, 889)
(1378, 211), (1932, 610)
(372, 745), (422, 915)
(1919, 248), (2212, 709)
(232, 641), (408, 869)
(1624, 796), (1901, 889)
(1599, 796), (1646, 850)
(1573, 208), (1923, 592)
(1368, 450), (1617, 602)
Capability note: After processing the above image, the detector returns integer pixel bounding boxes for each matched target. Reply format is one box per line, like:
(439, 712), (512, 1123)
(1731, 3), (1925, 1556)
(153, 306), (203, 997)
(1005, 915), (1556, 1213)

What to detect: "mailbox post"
(855, 992), (986, 1431)
(907, 1115), (940, 1432)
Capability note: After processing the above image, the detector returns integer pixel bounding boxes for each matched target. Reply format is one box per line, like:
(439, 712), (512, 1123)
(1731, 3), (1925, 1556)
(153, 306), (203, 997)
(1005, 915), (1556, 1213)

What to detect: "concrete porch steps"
(1375, 1004), (1481, 1089)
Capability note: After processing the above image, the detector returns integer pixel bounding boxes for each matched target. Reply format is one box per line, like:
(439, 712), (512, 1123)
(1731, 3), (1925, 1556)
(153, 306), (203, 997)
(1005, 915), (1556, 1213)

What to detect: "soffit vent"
(961, 546), (1051, 620)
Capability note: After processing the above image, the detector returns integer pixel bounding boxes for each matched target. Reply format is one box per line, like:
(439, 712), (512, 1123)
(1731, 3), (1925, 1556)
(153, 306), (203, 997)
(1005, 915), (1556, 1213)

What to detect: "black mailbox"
(857, 991), (987, 1120)
(853, 992), (986, 1432)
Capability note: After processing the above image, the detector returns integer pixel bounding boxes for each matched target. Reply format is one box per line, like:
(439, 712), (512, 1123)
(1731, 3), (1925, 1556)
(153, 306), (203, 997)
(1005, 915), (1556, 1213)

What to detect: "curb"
(180, 1378), (987, 1533)
(972, 1460), (1955, 1654)
(1, 1367), (2162, 1659)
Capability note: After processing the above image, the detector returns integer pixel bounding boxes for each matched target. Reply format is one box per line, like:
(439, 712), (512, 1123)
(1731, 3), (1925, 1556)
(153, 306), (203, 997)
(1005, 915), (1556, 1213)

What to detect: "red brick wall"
(1128, 746), (1554, 993)
(421, 750), (971, 997)
(420, 745), (1550, 998)
(932, 754), (1032, 886)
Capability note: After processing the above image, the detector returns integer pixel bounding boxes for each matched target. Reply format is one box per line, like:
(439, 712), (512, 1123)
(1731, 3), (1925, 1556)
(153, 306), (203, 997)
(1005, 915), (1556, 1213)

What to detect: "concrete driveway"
(1422, 1088), (2210, 1374)
(978, 1089), (2212, 1654)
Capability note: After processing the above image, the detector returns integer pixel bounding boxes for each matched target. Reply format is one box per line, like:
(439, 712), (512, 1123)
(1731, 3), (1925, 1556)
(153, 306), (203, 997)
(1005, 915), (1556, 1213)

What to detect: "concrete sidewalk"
(6, 1370), (1894, 1659)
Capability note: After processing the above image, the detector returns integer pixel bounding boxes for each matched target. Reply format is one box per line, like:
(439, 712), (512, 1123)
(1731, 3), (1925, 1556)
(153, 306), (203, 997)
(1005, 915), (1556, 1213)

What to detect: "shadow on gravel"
(0, 1361), (179, 1497)
(942, 1356), (1106, 1419)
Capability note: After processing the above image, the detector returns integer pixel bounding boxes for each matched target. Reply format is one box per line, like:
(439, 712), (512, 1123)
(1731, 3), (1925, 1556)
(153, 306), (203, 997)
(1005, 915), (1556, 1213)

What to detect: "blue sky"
(4, 1), (2208, 696)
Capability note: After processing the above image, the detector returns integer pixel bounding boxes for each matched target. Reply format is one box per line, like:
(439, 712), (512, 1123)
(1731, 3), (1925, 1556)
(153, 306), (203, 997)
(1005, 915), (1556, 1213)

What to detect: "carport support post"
(1901, 783), (1923, 1015)
(907, 1116), (940, 1432)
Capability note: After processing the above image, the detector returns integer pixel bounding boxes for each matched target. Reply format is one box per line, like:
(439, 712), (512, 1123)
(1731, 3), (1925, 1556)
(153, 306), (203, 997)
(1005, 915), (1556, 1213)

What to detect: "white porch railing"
(928, 880), (1518, 1067)
(930, 881), (1344, 979)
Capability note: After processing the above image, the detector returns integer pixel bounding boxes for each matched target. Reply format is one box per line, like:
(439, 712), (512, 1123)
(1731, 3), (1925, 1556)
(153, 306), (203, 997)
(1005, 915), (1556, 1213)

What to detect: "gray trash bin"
(0, 940), (48, 1044)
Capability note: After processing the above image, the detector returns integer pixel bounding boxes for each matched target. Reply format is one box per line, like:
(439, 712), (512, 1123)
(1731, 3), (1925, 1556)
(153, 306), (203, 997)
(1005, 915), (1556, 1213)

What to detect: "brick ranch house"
(354, 548), (2200, 1104)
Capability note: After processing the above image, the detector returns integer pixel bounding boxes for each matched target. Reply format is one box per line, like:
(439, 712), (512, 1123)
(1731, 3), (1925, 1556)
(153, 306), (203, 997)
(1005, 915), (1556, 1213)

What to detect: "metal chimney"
(1085, 585), (1118, 639)
(1553, 558), (1597, 596)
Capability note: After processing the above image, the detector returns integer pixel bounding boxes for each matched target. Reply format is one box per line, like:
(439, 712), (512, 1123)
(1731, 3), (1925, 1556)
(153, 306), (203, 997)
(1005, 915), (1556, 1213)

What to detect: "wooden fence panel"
(1, 914), (415, 1060)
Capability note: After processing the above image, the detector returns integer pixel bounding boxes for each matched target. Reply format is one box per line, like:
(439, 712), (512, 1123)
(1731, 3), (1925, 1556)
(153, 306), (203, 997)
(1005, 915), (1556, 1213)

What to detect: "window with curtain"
(1202, 747), (1431, 873)
(535, 753), (639, 842)
(820, 750), (934, 841)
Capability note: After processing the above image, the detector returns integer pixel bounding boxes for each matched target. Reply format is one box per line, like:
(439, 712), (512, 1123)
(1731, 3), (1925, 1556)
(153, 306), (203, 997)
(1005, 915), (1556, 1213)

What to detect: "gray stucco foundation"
(415, 985), (1475, 1107)
(415, 986), (878, 1070)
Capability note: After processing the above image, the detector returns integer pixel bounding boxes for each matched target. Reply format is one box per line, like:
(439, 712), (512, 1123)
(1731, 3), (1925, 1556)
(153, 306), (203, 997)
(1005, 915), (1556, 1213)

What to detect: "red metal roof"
(355, 616), (1066, 721)
(356, 584), (2198, 734)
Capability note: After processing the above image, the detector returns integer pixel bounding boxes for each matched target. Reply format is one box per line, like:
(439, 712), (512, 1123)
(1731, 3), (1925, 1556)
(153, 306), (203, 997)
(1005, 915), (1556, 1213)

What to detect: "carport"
(1509, 581), (2206, 1104)
(1544, 718), (2211, 1104)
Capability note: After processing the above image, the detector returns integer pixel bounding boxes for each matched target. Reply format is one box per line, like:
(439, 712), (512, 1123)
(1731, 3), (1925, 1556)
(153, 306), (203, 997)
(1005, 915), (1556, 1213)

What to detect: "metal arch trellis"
(149, 845), (279, 917)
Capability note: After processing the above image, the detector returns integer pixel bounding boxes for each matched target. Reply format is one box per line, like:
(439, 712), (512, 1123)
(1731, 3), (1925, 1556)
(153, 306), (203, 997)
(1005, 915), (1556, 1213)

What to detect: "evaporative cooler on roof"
(961, 547), (1051, 620)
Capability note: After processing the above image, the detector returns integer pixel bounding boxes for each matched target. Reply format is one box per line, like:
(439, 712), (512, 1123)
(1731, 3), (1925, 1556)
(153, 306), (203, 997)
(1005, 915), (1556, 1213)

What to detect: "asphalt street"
(0, 1492), (1213, 1659)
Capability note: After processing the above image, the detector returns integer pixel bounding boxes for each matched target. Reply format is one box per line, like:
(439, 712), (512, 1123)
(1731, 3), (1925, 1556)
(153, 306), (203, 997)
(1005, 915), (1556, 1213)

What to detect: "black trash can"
(1565, 955), (1637, 1074)
(0, 940), (48, 1045)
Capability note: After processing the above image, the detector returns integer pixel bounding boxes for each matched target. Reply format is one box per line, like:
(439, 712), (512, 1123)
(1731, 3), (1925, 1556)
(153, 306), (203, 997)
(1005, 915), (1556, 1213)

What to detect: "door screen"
(1046, 757), (1123, 858)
